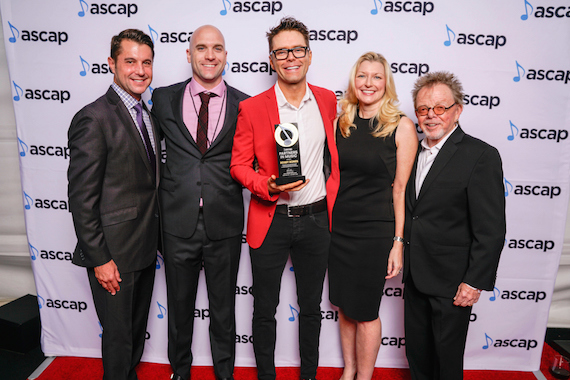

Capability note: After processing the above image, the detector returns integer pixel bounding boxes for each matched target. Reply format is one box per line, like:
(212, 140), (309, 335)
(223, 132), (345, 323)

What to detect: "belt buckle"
(287, 205), (300, 218)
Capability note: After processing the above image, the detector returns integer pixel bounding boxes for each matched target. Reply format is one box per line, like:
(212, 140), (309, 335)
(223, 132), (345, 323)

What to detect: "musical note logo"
(155, 253), (164, 269)
(37, 295), (45, 309)
(220, 0), (232, 15)
(482, 333), (493, 349)
(507, 120), (519, 141)
(98, 322), (103, 338)
(288, 304), (299, 321)
(23, 191), (33, 210)
(78, 0), (89, 17)
(489, 287), (500, 301)
(503, 177), (513, 197)
(370, 0), (382, 15)
(521, 0), (533, 20)
(17, 138), (28, 156)
(7, 21), (19, 43)
(29, 243), (39, 261)
(12, 81), (23, 101)
(148, 25), (158, 44)
(222, 62), (229, 76)
(513, 61), (525, 82)
(157, 302), (166, 319)
(443, 24), (455, 46)
(79, 56), (90, 76)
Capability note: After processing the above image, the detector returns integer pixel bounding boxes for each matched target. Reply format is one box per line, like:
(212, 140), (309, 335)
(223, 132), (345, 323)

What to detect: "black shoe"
(217, 378), (234, 380)
(171, 374), (185, 380)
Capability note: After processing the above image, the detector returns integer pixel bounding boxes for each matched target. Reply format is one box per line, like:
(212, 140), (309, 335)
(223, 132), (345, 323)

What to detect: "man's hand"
(453, 282), (481, 307)
(267, 174), (309, 195)
(94, 260), (122, 295)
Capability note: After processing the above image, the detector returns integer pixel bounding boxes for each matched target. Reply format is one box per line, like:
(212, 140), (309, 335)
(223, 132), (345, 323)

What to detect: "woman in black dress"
(328, 52), (418, 380)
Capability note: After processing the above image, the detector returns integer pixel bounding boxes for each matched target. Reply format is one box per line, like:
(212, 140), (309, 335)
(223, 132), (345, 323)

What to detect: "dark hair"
(266, 16), (310, 51)
(110, 29), (154, 61)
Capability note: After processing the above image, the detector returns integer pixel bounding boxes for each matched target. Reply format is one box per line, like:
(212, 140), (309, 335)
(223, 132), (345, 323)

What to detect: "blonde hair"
(338, 52), (403, 138)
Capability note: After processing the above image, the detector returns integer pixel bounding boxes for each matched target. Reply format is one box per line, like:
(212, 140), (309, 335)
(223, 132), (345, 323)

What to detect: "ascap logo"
(391, 62), (429, 77)
(44, 298), (88, 312)
(79, 56), (112, 76)
(513, 61), (570, 84)
(370, 1), (434, 16)
(482, 333), (538, 351)
(321, 310), (339, 322)
(503, 178), (561, 199)
(6, 21), (68, 45)
(220, 0), (283, 15)
(443, 25), (506, 49)
(236, 334), (254, 343)
(382, 287), (403, 297)
(16, 140), (69, 159)
(489, 287), (547, 303)
(520, 0), (570, 20)
(382, 336), (405, 348)
(23, 191), (70, 212)
(236, 285), (253, 295)
(77, 1), (138, 17)
(463, 94), (500, 109)
(506, 238), (555, 252)
(228, 61), (275, 76)
(309, 29), (359, 44)
(12, 81), (71, 104)
(506, 120), (568, 143)
(147, 25), (193, 44)
(195, 308), (210, 320)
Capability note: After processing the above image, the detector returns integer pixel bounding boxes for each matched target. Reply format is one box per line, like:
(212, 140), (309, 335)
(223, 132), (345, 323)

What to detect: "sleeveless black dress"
(328, 114), (397, 321)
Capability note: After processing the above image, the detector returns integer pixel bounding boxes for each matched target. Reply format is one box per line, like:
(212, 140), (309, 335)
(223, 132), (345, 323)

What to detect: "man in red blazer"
(230, 17), (338, 380)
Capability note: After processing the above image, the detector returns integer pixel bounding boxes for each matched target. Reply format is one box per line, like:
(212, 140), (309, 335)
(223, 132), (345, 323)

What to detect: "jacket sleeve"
(230, 102), (279, 202)
(68, 108), (113, 267)
(463, 146), (506, 290)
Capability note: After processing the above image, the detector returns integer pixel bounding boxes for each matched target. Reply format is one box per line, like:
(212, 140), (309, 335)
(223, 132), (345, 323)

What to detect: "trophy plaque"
(274, 122), (305, 185)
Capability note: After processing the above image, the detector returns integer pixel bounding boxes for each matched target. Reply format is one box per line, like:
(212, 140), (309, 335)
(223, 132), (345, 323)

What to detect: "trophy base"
(275, 175), (305, 186)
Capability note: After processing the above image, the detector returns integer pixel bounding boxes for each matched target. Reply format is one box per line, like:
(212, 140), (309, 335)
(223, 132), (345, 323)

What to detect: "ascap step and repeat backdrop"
(1, 0), (569, 371)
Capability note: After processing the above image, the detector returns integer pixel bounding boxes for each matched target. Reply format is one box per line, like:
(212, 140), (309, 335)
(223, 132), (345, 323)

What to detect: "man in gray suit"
(68, 29), (159, 380)
(151, 25), (248, 380)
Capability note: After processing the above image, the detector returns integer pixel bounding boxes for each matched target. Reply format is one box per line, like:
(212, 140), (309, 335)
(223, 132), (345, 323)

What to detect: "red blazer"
(231, 84), (339, 249)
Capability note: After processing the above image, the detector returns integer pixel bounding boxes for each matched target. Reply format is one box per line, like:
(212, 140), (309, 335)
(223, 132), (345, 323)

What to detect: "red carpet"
(32, 343), (562, 380)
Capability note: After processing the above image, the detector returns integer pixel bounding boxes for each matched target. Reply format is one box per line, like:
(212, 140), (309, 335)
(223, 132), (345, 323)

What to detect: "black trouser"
(88, 262), (155, 380)
(163, 211), (241, 380)
(250, 210), (330, 380)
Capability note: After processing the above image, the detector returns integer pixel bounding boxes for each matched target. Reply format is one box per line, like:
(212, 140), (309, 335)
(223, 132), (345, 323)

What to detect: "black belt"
(275, 198), (326, 217)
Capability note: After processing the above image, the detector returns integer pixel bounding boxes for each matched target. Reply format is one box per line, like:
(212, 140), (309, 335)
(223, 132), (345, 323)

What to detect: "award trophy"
(274, 122), (305, 185)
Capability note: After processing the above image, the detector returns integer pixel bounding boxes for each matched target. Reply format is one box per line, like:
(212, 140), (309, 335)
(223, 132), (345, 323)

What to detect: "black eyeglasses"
(271, 46), (309, 60)
(415, 103), (456, 116)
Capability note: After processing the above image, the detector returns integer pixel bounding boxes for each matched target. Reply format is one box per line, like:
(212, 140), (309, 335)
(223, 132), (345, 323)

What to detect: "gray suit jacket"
(68, 87), (160, 272)
(151, 80), (249, 239)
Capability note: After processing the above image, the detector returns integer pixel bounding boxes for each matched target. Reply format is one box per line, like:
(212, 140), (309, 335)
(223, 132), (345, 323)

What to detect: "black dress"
(329, 114), (397, 321)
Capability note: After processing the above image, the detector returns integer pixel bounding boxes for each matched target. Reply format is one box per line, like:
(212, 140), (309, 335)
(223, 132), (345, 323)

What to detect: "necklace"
(189, 85), (227, 146)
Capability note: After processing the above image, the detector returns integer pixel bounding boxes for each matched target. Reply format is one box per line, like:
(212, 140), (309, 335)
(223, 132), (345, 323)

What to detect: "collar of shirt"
(189, 78), (226, 98)
(111, 82), (142, 110)
(274, 82), (312, 110)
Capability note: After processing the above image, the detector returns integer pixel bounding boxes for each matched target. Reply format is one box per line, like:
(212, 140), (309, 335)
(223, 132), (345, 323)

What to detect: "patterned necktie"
(134, 103), (156, 173)
(197, 92), (216, 155)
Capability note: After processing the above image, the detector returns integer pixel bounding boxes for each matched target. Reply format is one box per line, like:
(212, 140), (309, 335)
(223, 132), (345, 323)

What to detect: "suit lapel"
(407, 146), (421, 209)
(107, 88), (154, 177)
(415, 127), (464, 203)
(209, 83), (236, 151)
(172, 79), (198, 149)
(265, 87), (281, 130)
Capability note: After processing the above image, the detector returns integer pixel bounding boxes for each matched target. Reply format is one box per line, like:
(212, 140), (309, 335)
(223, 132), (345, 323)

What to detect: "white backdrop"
(1, 0), (570, 372)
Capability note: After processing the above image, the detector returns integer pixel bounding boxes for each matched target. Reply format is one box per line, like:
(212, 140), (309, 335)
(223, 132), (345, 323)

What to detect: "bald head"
(187, 25), (227, 89)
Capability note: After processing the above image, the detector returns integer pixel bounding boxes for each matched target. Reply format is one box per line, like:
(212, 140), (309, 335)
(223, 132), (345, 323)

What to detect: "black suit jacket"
(403, 126), (506, 298)
(68, 87), (160, 273)
(151, 80), (249, 239)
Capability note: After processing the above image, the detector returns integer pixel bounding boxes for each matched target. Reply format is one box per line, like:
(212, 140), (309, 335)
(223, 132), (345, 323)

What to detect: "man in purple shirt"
(151, 25), (249, 380)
